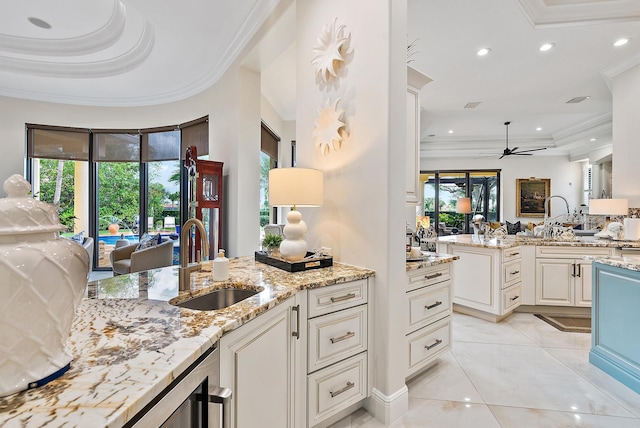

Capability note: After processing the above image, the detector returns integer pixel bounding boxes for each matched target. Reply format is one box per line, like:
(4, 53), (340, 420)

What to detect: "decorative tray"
(255, 251), (333, 272)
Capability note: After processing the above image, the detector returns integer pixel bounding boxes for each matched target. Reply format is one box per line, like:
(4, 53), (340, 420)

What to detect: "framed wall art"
(516, 178), (550, 217)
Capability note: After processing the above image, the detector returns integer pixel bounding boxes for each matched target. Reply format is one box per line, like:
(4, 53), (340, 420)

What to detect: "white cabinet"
(444, 244), (522, 320)
(406, 66), (432, 204)
(405, 263), (452, 378)
(219, 295), (304, 428)
(535, 246), (614, 307)
(306, 279), (372, 428)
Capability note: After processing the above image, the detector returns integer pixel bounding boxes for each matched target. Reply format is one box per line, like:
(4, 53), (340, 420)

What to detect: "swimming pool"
(98, 234), (178, 245)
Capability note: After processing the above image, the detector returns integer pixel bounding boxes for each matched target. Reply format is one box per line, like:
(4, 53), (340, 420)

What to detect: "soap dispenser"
(213, 249), (229, 281)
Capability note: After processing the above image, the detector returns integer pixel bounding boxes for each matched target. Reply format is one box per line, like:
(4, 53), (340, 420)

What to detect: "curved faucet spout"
(544, 195), (570, 219)
(179, 218), (210, 291)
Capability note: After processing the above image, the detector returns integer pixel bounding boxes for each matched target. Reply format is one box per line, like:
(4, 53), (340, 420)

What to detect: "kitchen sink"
(173, 287), (262, 311)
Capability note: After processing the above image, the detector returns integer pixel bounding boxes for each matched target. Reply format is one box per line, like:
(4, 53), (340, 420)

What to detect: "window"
(420, 170), (500, 235)
(26, 117), (207, 271)
(582, 164), (593, 205)
(260, 122), (279, 246)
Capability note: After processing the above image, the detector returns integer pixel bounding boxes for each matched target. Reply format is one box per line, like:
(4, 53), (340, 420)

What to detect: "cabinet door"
(219, 296), (302, 428)
(406, 85), (420, 204)
(535, 259), (573, 306)
(451, 246), (497, 312)
(575, 260), (593, 307)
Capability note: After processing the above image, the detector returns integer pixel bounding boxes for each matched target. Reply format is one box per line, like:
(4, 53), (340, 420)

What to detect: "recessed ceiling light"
(614, 38), (629, 47)
(27, 17), (51, 29)
(536, 127), (542, 131)
(539, 43), (555, 52)
(448, 130), (453, 134)
(477, 48), (491, 56)
(590, 138), (597, 142)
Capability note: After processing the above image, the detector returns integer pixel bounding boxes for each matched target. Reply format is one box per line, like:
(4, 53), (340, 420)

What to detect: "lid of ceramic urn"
(0, 174), (66, 235)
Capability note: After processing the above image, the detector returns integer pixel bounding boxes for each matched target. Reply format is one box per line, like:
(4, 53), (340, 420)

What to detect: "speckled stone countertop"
(406, 252), (459, 272)
(437, 234), (640, 249)
(593, 255), (640, 272)
(0, 257), (374, 428)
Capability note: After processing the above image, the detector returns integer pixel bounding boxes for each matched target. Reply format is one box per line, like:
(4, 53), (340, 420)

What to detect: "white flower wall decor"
(313, 98), (348, 155)
(311, 18), (351, 84)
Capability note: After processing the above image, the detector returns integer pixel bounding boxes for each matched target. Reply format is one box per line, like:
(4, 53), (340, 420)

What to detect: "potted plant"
(262, 233), (283, 257)
(108, 216), (120, 235)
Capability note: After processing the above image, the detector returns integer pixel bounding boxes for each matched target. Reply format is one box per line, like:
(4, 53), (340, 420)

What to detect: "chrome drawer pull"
(510, 295), (519, 301)
(425, 339), (443, 350)
(425, 301), (443, 310)
(330, 381), (355, 398)
(330, 331), (355, 344)
(511, 270), (520, 275)
(425, 272), (443, 280)
(330, 293), (356, 303)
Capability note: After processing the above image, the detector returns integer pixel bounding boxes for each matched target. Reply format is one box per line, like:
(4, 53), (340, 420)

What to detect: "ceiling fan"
(498, 121), (547, 159)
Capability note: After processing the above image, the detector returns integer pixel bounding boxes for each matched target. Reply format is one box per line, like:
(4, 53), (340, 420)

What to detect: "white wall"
(297, 0), (408, 423)
(612, 63), (640, 207)
(421, 155), (585, 223)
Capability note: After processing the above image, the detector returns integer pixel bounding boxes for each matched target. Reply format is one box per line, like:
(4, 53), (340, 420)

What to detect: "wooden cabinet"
(306, 279), (372, 428)
(405, 263), (452, 378)
(219, 295), (304, 428)
(443, 244), (522, 320)
(406, 66), (432, 204)
(219, 279), (372, 428)
(535, 246), (614, 307)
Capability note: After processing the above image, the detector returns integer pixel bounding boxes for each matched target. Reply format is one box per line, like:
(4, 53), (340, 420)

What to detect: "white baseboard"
(364, 385), (408, 425)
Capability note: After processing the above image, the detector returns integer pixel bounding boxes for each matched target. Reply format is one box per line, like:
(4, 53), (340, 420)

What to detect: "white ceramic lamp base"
(279, 210), (308, 261)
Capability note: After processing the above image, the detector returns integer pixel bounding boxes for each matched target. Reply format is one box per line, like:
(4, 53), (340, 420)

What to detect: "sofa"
(110, 238), (174, 275)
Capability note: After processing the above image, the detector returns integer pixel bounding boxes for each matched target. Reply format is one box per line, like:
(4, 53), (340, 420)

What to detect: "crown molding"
(517, 0), (640, 28)
(0, 0), (125, 56)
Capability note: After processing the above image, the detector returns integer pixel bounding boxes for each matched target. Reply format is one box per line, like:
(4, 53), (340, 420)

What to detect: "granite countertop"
(592, 255), (640, 272)
(0, 257), (374, 428)
(406, 252), (459, 272)
(436, 234), (640, 249)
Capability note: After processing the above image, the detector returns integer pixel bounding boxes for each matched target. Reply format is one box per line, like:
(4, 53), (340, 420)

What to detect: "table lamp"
(268, 168), (323, 261)
(589, 198), (628, 225)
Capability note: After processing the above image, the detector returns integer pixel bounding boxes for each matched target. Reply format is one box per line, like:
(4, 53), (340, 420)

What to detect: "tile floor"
(331, 312), (640, 427)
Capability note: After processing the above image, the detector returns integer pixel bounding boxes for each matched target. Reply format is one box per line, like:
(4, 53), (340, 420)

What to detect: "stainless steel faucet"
(543, 195), (570, 238)
(179, 218), (210, 291)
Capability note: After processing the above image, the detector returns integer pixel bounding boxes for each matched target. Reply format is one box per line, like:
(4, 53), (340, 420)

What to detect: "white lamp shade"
(456, 197), (472, 214)
(269, 168), (323, 207)
(589, 198), (628, 216)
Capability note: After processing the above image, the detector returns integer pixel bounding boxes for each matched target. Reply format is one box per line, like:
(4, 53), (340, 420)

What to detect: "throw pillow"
(70, 231), (84, 244)
(506, 221), (521, 235)
(136, 233), (159, 251)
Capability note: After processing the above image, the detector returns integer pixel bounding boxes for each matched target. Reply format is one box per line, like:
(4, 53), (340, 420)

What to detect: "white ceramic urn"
(0, 174), (89, 397)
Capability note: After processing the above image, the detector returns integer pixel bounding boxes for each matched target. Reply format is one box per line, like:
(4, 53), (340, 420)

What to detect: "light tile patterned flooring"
(331, 312), (640, 427)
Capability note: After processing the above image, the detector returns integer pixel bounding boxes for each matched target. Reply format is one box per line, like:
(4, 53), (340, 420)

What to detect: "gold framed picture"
(516, 178), (550, 217)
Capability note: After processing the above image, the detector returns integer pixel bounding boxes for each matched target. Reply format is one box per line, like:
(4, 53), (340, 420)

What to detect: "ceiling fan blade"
(513, 147), (547, 154)
(511, 153), (533, 156)
(511, 147), (519, 152)
(499, 154), (506, 159)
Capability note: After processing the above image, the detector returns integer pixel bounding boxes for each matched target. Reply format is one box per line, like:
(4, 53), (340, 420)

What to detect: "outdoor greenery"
(260, 152), (272, 227)
(37, 159), (178, 233)
(37, 159), (76, 230)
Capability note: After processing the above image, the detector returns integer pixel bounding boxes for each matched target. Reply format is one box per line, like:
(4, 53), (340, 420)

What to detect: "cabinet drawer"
(503, 259), (522, 288)
(406, 264), (451, 292)
(308, 279), (368, 318)
(308, 305), (367, 372)
(407, 318), (450, 372)
(407, 281), (450, 334)
(535, 246), (613, 258)
(308, 352), (367, 427)
(503, 247), (522, 262)
(502, 283), (522, 313)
